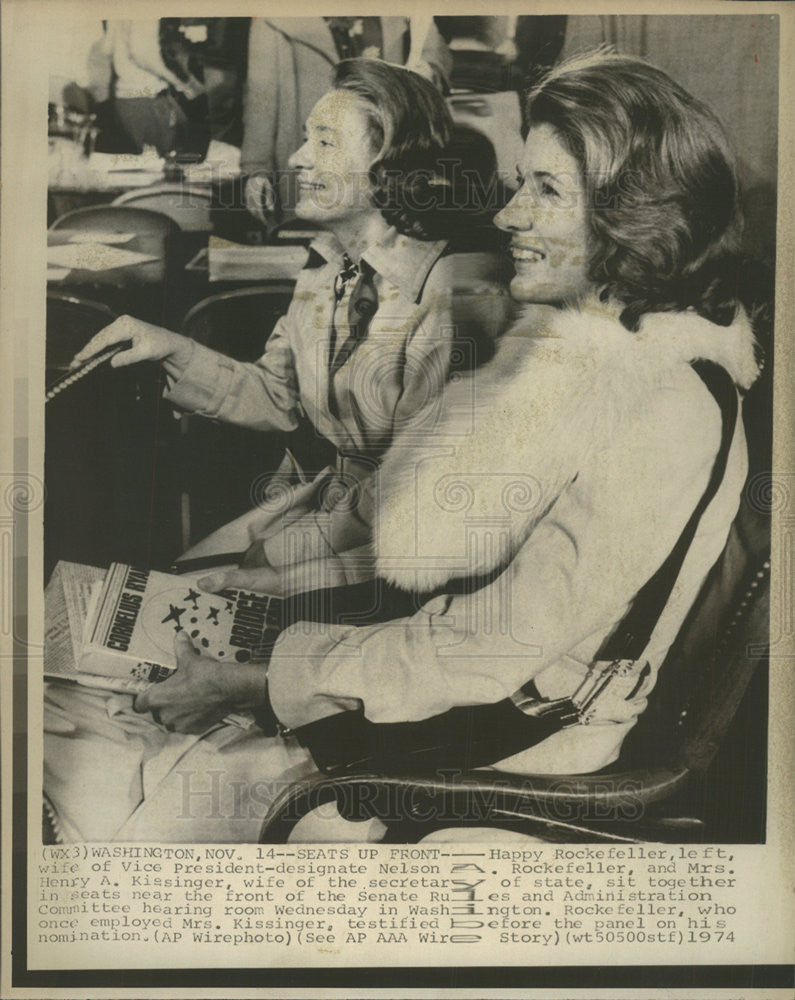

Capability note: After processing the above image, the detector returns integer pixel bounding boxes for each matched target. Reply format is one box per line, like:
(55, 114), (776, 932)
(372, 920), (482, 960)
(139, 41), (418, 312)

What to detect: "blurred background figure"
(99, 19), (209, 159)
(51, 19), (207, 158)
(434, 16), (569, 226)
(54, 19), (250, 161)
(49, 19), (107, 113)
(160, 18), (251, 149)
(435, 15), (567, 91)
(48, 19), (111, 155)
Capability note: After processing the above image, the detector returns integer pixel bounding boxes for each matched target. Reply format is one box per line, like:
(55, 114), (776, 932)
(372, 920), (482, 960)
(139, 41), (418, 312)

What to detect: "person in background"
(71, 59), (463, 601)
(161, 18), (251, 149)
(56, 19), (252, 157)
(434, 15), (567, 91)
(240, 16), (452, 226)
(97, 19), (209, 158)
(49, 20), (108, 114)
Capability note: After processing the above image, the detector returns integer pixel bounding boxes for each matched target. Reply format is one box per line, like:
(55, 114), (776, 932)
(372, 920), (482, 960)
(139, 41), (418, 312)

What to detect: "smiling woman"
(516, 50), (741, 329)
(257, 50), (762, 793)
(496, 122), (591, 304)
(290, 57), (456, 243)
(289, 89), (378, 236)
(66, 59), (460, 600)
(43, 59), (490, 842)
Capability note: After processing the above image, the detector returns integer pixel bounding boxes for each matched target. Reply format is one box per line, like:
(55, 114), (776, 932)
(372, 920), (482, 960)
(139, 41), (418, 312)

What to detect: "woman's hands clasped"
(134, 632), (269, 734)
(71, 315), (195, 379)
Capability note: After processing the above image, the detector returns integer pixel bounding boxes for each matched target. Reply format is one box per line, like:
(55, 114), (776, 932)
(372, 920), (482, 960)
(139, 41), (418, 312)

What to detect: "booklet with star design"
(79, 562), (282, 683)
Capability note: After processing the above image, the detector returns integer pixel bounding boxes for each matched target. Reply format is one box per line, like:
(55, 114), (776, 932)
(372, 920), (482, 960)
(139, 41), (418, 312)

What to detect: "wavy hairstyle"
(525, 50), (741, 329)
(333, 58), (454, 241)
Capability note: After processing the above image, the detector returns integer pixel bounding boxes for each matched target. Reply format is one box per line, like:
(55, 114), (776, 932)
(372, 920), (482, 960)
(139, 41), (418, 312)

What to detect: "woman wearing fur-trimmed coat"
(79, 290), (757, 842)
(46, 53), (762, 842)
(241, 51), (761, 781)
(266, 295), (757, 776)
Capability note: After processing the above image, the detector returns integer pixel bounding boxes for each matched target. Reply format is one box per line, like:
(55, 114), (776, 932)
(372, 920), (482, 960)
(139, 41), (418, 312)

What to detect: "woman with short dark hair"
(45, 60), (482, 842)
(73, 59), (460, 598)
(331, 57), (454, 241)
(240, 17), (451, 223)
(519, 51), (741, 328)
(250, 51), (760, 787)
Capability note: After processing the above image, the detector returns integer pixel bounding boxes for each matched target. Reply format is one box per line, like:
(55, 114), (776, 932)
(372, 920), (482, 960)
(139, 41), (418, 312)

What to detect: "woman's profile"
(46, 51), (763, 841)
(72, 58), (464, 598)
(258, 50), (761, 786)
(45, 59), (472, 842)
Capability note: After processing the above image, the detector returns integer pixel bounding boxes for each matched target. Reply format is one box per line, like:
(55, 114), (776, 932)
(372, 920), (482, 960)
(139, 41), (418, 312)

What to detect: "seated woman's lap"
(44, 683), (386, 842)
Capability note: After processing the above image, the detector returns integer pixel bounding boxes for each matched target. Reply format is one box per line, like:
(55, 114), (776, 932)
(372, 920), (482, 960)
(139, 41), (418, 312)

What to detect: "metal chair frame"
(112, 183), (214, 232)
(48, 203), (181, 235)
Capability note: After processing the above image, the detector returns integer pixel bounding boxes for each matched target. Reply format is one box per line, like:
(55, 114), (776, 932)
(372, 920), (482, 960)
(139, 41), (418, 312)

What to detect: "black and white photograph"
(2, 1), (793, 996)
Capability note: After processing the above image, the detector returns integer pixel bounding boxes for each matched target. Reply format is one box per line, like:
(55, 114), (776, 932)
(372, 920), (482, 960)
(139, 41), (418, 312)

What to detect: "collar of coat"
(310, 227), (449, 303)
(374, 296), (760, 592)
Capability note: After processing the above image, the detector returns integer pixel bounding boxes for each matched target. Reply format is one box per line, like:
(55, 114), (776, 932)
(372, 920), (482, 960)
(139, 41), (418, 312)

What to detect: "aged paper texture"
(2, 0), (793, 997)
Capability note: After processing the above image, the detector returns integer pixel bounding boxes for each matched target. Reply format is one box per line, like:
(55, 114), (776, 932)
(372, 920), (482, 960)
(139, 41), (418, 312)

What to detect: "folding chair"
(48, 204), (180, 300)
(49, 202), (180, 238)
(113, 183), (214, 232)
(177, 286), (299, 548)
(181, 284), (294, 359)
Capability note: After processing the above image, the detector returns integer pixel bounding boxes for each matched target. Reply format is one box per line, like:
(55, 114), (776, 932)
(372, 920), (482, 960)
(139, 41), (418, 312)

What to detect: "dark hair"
(333, 58), (454, 240)
(525, 51), (741, 329)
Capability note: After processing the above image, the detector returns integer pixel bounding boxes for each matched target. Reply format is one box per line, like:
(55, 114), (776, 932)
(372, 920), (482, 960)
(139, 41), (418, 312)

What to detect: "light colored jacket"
(164, 227), (457, 585)
(267, 298), (759, 775)
(101, 21), (187, 100)
(165, 228), (453, 449)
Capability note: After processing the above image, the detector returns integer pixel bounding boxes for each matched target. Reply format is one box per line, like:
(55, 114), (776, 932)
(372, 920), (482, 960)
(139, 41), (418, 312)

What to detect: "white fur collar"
(375, 297), (758, 591)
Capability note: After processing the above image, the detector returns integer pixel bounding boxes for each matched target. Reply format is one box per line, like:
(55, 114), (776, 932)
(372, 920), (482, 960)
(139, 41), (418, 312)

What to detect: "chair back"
(113, 183), (213, 232)
(179, 287), (297, 547)
(45, 291), (116, 380)
(619, 353), (773, 777)
(620, 500), (770, 773)
(181, 285), (294, 358)
(48, 204), (180, 291)
(49, 203), (180, 237)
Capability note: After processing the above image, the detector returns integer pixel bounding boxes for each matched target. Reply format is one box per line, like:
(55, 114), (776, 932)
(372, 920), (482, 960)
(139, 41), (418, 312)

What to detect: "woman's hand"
(133, 632), (268, 734)
(198, 552), (358, 598)
(70, 315), (195, 378)
(198, 566), (284, 597)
